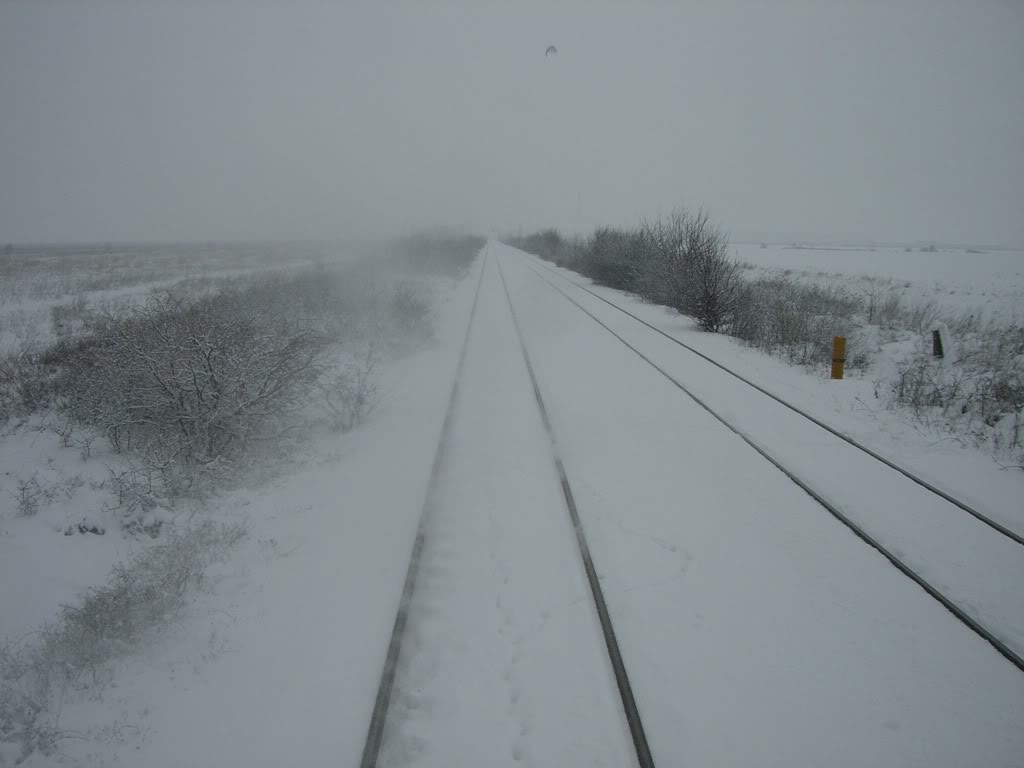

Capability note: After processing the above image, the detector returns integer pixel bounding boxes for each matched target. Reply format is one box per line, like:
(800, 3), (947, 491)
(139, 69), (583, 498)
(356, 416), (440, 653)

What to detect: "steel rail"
(359, 253), (489, 768)
(497, 256), (658, 768)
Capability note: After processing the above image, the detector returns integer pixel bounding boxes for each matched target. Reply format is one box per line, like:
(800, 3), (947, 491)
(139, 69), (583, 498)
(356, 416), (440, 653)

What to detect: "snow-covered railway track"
(360, 249), (651, 767)
(358, 253), (488, 768)
(495, 257), (657, 768)
(515, 253), (1024, 674)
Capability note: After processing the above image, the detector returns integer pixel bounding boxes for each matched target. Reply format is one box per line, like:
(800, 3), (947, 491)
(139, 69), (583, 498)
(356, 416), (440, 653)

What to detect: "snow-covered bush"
(509, 209), (741, 333)
(318, 346), (379, 432)
(506, 228), (583, 271)
(390, 280), (431, 333)
(13, 476), (43, 517)
(103, 463), (173, 534)
(0, 343), (61, 422)
(48, 295), (91, 340)
(730, 275), (864, 368)
(888, 321), (1024, 466)
(637, 210), (741, 332)
(58, 288), (330, 474)
(900, 297), (945, 336)
(578, 227), (647, 292)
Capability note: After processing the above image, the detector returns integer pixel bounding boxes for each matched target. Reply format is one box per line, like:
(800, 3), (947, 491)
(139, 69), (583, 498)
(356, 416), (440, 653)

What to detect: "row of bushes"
(506, 211), (853, 354)
(511, 215), (736, 327)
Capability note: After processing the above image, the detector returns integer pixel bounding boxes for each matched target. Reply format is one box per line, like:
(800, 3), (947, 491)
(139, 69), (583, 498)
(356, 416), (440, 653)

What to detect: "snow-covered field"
(0, 242), (350, 353)
(735, 242), (1024, 321)
(726, 243), (1024, 469)
(3, 240), (1022, 766)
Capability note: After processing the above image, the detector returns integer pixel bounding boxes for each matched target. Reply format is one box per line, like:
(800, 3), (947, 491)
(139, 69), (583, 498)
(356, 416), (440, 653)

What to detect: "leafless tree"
(637, 209), (741, 331)
(60, 289), (329, 474)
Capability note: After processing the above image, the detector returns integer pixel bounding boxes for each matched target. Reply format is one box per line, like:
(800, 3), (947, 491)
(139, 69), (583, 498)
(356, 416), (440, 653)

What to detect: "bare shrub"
(506, 228), (587, 272)
(874, 291), (905, 330)
(888, 322), (1024, 466)
(527, 229), (570, 265)
(13, 476), (43, 517)
(676, 210), (740, 332)
(103, 463), (168, 533)
(58, 288), (330, 473)
(902, 297), (945, 335)
(580, 227), (647, 292)
(0, 521), (245, 761)
(511, 210), (739, 332)
(947, 311), (983, 337)
(0, 343), (60, 421)
(390, 281), (431, 334)
(861, 280), (892, 325)
(892, 353), (965, 416)
(616, 209), (741, 331)
(48, 295), (90, 340)
(9, 472), (85, 519)
(686, 239), (743, 333)
(632, 211), (688, 308)
(729, 275), (861, 368)
(319, 347), (379, 432)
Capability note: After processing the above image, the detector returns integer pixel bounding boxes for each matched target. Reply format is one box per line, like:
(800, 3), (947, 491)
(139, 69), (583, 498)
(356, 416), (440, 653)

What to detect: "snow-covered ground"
(0, 416), (141, 634)
(0, 242), (345, 353)
(734, 242), (1024, 321)
(4, 240), (1023, 766)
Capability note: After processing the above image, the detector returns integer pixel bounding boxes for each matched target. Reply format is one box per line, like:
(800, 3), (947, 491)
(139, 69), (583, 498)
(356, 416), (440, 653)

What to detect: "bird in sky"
(545, 45), (558, 56)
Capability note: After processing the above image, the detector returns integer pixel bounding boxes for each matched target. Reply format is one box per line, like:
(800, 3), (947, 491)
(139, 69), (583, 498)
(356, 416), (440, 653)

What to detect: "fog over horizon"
(1, 0), (1022, 248)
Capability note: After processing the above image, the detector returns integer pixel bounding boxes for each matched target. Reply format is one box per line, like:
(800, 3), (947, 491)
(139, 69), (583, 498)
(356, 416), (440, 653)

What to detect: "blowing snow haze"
(3, 3), (1024, 765)
(0, 0), (1022, 246)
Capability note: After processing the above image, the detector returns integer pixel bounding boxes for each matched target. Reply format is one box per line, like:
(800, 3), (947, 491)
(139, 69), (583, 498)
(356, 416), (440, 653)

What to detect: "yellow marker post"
(831, 336), (846, 380)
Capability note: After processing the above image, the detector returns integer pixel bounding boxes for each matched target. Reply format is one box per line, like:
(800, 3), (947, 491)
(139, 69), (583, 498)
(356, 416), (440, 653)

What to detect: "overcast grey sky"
(1, 0), (1021, 245)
